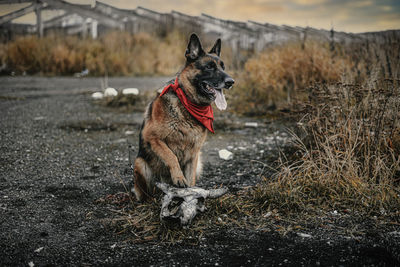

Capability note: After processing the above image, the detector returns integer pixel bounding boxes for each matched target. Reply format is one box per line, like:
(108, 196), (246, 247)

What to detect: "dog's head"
(179, 33), (234, 109)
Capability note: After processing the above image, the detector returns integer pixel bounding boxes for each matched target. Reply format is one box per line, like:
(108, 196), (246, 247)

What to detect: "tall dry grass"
(230, 41), (352, 116)
(2, 31), (187, 76)
(252, 37), (400, 215)
(255, 79), (400, 214)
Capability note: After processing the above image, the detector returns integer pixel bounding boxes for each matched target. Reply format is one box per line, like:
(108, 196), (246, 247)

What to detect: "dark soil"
(1, 76), (399, 266)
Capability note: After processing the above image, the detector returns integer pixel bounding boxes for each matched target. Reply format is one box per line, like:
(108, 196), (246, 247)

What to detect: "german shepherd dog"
(133, 33), (234, 201)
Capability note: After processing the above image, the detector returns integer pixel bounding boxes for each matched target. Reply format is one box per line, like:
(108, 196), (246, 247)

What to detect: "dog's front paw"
(172, 175), (189, 188)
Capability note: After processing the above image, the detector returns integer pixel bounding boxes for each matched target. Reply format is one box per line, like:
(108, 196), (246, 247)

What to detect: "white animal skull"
(156, 183), (228, 226)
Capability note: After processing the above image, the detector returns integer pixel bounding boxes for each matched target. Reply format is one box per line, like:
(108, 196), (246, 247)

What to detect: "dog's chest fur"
(161, 92), (207, 159)
(142, 90), (207, 171)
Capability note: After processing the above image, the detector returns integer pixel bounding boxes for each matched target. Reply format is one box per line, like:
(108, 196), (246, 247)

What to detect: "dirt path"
(1, 76), (399, 266)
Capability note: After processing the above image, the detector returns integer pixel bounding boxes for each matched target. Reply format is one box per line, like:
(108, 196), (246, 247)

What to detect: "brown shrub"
(256, 78), (400, 214)
(1, 31), (187, 76)
(230, 41), (353, 116)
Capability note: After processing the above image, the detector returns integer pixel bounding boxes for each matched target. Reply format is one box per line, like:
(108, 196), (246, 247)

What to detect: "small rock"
(28, 262), (34, 267)
(263, 211), (272, 218)
(219, 149), (233, 160)
(297, 233), (312, 238)
(33, 116), (45, 121)
(74, 68), (89, 77)
(125, 130), (135, 136)
(91, 92), (103, 100)
(122, 88), (139, 95)
(34, 247), (44, 253)
(113, 138), (127, 144)
(389, 231), (400, 237)
(110, 243), (116, 249)
(245, 122), (258, 128)
(104, 87), (118, 97)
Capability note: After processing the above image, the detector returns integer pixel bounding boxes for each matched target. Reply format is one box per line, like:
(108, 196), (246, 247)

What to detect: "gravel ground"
(1, 76), (399, 266)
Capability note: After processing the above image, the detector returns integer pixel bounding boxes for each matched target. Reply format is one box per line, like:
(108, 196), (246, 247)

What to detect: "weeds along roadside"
(1, 31), (187, 76)
(244, 36), (400, 217)
(0, 31), (235, 76)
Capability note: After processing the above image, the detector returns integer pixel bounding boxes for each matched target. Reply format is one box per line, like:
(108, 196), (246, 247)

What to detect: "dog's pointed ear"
(209, 38), (221, 57)
(185, 33), (205, 61)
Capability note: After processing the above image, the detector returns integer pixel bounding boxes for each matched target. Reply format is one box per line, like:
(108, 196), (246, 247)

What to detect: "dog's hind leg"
(133, 157), (152, 201)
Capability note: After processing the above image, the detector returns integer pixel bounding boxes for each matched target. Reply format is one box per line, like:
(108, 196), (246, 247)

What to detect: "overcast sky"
(1, 0), (399, 33)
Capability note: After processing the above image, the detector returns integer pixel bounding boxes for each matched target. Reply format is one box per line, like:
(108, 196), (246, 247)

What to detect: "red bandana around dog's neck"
(159, 77), (215, 133)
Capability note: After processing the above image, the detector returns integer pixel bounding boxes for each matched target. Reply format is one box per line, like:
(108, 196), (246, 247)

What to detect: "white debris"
(245, 122), (258, 128)
(28, 262), (35, 267)
(91, 92), (103, 100)
(33, 116), (45, 121)
(74, 68), (89, 77)
(104, 87), (118, 97)
(125, 130), (135, 136)
(331, 210), (339, 216)
(112, 138), (127, 144)
(297, 233), (312, 238)
(122, 88), (139, 95)
(110, 243), (116, 249)
(263, 211), (272, 218)
(34, 247), (44, 253)
(219, 149), (233, 160)
(389, 231), (400, 237)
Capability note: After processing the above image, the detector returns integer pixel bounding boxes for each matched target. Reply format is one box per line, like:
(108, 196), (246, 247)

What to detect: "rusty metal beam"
(41, 0), (124, 29)
(0, 0), (32, 3)
(35, 3), (43, 37)
(42, 12), (69, 28)
(0, 2), (44, 25)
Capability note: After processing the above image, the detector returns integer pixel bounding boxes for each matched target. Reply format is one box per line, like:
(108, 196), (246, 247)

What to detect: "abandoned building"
(1, 0), (398, 52)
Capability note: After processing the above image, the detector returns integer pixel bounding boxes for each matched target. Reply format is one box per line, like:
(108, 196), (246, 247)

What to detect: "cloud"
(292, 0), (328, 6)
(348, 0), (374, 8)
(381, 5), (392, 11)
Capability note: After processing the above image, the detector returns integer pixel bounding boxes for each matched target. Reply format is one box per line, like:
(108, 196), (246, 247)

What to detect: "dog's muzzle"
(224, 77), (235, 89)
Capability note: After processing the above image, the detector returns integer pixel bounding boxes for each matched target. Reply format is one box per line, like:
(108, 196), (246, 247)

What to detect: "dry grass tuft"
(257, 36), (400, 215)
(230, 41), (352, 116)
(2, 31), (187, 76)
(98, 189), (283, 244)
(251, 78), (400, 217)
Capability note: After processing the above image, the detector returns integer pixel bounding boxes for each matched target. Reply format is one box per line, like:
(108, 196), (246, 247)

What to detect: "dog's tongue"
(214, 89), (227, 110)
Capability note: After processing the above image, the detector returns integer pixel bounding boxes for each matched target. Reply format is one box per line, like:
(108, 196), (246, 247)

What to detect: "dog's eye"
(205, 62), (215, 70)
